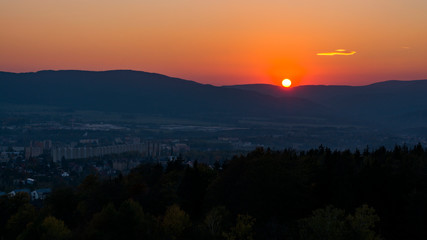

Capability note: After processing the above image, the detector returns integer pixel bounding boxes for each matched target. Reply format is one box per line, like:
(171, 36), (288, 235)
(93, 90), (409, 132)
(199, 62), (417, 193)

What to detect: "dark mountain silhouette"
(1, 70), (426, 129)
(227, 80), (427, 127)
(0, 70), (327, 122)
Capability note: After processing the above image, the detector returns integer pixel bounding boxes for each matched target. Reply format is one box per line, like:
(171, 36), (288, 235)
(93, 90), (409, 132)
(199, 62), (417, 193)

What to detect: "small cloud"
(317, 49), (356, 56)
(402, 46), (411, 50)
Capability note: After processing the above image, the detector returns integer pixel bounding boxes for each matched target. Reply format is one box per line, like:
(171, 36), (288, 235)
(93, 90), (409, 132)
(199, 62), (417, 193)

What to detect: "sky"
(1, 0), (426, 86)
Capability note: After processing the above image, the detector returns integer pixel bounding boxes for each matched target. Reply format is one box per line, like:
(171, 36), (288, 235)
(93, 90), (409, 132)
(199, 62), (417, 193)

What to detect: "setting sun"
(282, 79), (292, 88)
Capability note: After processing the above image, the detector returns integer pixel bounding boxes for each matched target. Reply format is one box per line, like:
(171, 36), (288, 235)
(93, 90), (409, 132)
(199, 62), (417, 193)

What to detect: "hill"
(227, 80), (427, 128)
(1, 70), (427, 149)
(0, 70), (327, 122)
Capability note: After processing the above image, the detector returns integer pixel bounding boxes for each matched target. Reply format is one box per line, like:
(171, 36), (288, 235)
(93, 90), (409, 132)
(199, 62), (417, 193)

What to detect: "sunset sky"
(1, 0), (426, 86)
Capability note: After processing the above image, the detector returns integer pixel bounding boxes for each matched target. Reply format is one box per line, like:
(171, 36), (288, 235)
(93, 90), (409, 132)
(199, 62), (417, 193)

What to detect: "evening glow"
(1, 0), (426, 86)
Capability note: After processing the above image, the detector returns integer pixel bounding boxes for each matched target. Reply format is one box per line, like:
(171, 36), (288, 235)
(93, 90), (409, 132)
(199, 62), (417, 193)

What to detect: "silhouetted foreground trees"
(1, 144), (427, 239)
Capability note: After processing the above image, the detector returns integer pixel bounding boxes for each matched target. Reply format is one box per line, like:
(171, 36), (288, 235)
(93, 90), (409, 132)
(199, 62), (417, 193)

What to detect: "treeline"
(1, 144), (427, 239)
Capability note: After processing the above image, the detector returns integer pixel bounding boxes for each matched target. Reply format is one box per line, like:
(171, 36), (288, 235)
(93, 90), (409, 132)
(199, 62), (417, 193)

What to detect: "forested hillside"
(0, 70), (323, 119)
(1, 145), (427, 239)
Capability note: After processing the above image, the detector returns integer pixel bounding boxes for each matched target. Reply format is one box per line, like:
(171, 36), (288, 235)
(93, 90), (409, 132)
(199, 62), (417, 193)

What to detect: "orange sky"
(1, 0), (426, 86)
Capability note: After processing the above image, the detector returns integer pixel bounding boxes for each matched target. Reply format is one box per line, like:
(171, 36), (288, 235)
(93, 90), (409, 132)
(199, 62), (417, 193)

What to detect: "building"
(25, 140), (52, 159)
(31, 188), (51, 200)
(51, 143), (148, 162)
(8, 189), (31, 198)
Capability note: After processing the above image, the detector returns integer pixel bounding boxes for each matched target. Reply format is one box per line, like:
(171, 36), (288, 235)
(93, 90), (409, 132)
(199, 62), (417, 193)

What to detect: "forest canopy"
(1, 144), (427, 240)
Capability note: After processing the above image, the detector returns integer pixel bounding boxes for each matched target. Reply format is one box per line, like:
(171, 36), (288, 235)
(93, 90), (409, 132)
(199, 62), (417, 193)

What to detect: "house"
(8, 188), (31, 198)
(26, 178), (35, 185)
(31, 188), (52, 200)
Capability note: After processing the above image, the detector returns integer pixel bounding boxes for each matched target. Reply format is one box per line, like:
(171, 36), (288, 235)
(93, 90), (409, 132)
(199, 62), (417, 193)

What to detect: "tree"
(178, 162), (214, 219)
(45, 187), (78, 227)
(347, 205), (381, 240)
(162, 204), (191, 239)
(223, 214), (256, 240)
(117, 199), (152, 239)
(6, 203), (36, 239)
(85, 203), (120, 240)
(40, 216), (72, 240)
(204, 206), (231, 238)
(299, 205), (347, 240)
(299, 205), (381, 240)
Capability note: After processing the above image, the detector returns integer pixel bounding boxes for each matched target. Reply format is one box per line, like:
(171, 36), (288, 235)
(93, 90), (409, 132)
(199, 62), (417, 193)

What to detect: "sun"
(282, 79), (292, 88)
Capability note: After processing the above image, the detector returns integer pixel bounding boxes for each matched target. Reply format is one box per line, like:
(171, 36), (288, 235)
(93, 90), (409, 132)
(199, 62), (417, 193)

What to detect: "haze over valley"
(1, 70), (426, 151)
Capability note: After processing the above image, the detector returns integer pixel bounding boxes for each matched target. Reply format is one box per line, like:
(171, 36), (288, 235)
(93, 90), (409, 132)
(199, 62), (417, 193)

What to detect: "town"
(0, 116), (257, 196)
(2, 110), (426, 200)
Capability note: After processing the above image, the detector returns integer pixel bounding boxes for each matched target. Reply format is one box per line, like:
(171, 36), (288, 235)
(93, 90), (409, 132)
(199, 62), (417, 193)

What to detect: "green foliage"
(85, 199), (155, 240)
(85, 203), (120, 240)
(206, 148), (312, 222)
(45, 187), (78, 227)
(6, 203), (37, 239)
(299, 205), (381, 240)
(2, 145), (427, 240)
(347, 205), (381, 240)
(75, 174), (127, 224)
(117, 199), (153, 239)
(204, 206), (231, 239)
(17, 216), (72, 240)
(162, 204), (191, 239)
(223, 214), (256, 240)
(178, 162), (215, 219)
(0, 193), (31, 236)
(299, 206), (347, 240)
(40, 216), (72, 240)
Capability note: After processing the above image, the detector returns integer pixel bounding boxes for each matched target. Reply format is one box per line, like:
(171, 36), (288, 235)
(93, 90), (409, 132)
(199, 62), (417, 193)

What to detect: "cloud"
(317, 49), (356, 56)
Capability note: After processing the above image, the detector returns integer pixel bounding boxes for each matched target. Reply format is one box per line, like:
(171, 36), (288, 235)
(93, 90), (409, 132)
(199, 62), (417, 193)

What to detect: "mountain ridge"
(0, 70), (328, 121)
(227, 79), (427, 125)
(1, 70), (427, 129)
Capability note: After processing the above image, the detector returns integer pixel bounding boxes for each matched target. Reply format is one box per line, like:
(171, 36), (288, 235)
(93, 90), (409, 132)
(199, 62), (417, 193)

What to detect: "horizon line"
(1, 69), (426, 88)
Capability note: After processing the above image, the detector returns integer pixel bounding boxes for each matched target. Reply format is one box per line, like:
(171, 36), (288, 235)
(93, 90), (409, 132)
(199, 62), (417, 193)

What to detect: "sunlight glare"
(282, 79), (292, 88)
